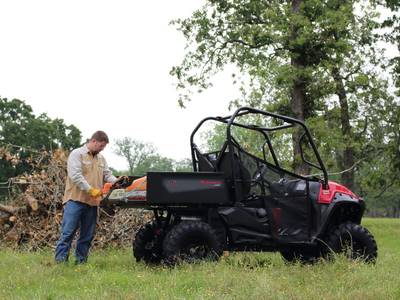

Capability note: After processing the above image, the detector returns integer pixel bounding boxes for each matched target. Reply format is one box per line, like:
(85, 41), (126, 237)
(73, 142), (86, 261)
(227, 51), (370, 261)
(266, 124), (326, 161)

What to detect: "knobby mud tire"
(162, 221), (222, 266)
(133, 221), (164, 264)
(324, 222), (377, 263)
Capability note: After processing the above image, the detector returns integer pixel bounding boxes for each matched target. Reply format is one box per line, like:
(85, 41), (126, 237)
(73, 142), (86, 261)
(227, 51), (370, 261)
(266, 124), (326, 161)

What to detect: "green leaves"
(171, 0), (399, 210)
(113, 137), (192, 175)
(0, 97), (81, 151)
(0, 97), (82, 185)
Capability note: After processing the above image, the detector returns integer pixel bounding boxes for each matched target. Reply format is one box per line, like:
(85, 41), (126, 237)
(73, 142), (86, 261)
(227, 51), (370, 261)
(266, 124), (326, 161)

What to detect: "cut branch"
(0, 204), (25, 215)
(24, 194), (39, 211)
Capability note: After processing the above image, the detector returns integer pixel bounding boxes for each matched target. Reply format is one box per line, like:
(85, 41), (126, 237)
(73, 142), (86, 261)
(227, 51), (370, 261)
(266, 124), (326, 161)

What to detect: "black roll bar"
(190, 106), (329, 189)
(226, 107), (328, 188)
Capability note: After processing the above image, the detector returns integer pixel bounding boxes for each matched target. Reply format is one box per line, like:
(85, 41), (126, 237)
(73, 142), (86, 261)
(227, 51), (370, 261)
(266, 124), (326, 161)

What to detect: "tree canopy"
(171, 0), (400, 216)
(0, 98), (81, 151)
(0, 97), (82, 186)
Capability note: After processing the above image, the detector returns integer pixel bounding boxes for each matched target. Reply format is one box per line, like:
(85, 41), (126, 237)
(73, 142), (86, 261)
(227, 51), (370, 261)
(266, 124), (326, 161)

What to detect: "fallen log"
(0, 204), (24, 215)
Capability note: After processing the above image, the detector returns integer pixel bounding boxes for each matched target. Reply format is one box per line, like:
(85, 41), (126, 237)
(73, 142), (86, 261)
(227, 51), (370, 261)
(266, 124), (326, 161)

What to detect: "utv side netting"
(196, 143), (313, 243)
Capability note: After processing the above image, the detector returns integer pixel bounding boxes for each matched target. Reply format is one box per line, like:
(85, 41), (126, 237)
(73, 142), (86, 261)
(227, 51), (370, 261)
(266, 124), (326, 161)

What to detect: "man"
(55, 131), (117, 264)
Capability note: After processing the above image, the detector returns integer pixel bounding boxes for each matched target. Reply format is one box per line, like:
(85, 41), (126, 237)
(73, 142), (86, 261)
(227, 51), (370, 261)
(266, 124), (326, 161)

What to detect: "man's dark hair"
(91, 131), (109, 143)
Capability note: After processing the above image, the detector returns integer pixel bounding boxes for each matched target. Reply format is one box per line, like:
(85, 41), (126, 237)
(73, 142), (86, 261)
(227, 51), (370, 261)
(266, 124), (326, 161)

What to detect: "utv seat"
(193, 146), (215, 172)
(217, 151), (251, 198)
(270, 178), (307, 198)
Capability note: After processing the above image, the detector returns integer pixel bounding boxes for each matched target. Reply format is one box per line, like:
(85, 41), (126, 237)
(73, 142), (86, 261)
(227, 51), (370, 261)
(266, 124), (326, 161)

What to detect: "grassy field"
(0, 218), (399, 299)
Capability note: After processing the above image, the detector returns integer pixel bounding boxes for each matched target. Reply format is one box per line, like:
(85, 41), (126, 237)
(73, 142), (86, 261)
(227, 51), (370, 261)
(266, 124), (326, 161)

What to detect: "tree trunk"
(291, 75), (310, 175)
(332, 66), (355, 190)
(290, 0), (310, 175)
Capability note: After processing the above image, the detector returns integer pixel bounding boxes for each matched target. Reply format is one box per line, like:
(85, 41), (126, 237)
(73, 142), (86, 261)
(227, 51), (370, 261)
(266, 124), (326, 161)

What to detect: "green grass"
(0, 218), (399, 299)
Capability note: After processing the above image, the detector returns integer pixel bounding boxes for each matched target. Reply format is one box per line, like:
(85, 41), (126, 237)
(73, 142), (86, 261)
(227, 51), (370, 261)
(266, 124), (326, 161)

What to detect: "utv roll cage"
(190, 106), (329, 203)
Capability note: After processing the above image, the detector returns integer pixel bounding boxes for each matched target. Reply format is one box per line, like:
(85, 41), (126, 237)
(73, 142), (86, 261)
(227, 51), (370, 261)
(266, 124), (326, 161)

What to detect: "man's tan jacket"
(63, 144), (116, 206)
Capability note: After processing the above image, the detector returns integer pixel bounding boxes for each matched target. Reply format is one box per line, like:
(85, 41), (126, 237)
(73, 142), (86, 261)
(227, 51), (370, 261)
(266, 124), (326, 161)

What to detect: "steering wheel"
(251, 164), (272, 187)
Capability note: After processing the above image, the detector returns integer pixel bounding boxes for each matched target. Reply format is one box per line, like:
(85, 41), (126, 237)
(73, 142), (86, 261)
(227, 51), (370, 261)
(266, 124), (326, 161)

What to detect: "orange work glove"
(102, 182), (113, 195)
(88, 187), (102, 198)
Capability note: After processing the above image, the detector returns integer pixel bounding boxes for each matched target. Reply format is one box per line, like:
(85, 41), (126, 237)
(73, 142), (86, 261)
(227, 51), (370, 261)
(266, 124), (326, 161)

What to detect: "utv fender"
(315, 194), (365, 239)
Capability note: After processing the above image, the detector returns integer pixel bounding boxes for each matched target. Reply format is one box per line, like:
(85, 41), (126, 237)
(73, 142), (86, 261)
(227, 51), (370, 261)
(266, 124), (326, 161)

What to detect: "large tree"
(170, 0), (394, 192)
(358, 0), (400, 215)
(380, 0), (399, 94)
(170, 0), (347, 174)
(308, 0), (392, 190)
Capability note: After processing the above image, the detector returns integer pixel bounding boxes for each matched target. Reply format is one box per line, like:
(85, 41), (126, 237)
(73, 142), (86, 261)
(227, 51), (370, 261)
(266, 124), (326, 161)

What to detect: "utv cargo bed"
(147, 172), (230, 206)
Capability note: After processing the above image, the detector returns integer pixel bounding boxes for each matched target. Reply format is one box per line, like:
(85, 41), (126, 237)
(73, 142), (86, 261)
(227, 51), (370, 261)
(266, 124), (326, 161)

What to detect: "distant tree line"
(0, 98), (192, 200)
(113, 137), (192, 176)
(0, 97), (82, 198)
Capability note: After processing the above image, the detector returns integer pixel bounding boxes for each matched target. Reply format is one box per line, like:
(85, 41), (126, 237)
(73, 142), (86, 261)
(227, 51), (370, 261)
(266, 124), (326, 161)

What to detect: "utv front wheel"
(163, 221), (222, 265)
(324, 222), (377, 263)
(134, 221), (164, 264)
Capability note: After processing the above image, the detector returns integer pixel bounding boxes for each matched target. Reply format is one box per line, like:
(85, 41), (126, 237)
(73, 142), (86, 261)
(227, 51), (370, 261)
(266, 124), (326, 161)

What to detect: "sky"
(0, 0), (239, 170)
(1, 1), (398, 171)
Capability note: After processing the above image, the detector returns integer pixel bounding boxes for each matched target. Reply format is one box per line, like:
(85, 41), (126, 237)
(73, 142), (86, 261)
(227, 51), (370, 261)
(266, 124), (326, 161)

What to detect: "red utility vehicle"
(103, 107), (377, 265)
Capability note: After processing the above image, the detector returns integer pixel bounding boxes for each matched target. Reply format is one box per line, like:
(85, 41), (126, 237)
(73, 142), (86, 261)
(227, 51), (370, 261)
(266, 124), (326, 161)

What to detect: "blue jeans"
(55, 200), (98, 263)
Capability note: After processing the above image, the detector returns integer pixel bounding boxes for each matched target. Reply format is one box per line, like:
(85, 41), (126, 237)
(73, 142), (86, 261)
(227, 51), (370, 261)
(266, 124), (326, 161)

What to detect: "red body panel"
(318, 181), (359, 204)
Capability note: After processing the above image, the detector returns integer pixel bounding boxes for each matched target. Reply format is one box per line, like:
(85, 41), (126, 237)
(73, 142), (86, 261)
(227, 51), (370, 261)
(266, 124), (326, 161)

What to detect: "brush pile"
(0, 147), (151, 250)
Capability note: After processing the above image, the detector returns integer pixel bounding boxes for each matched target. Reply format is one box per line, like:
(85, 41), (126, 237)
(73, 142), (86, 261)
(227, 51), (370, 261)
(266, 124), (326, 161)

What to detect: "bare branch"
(228, 38), (271, 49)
(375, 174), (399, 198)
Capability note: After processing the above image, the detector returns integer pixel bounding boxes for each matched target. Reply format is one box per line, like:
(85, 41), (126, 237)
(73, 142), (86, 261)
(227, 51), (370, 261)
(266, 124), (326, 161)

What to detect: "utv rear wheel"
(163, 221), (222, 265)
(134, 221), (164, 264)
(324, 222), (377, 263)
